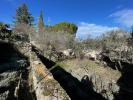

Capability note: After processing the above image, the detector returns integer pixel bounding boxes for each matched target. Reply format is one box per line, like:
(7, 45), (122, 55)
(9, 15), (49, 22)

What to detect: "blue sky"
(0, 0), (133, 38)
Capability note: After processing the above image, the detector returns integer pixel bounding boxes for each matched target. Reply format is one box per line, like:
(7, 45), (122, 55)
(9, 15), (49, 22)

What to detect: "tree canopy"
(0, 22), (9, 31)
(52, 22), (78, 35)
(0, 22), (12, 39)
(14, 3), (34, 26)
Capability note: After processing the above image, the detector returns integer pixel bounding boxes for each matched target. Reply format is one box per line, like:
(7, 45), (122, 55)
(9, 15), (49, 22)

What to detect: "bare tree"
(13, 23), (35, 42)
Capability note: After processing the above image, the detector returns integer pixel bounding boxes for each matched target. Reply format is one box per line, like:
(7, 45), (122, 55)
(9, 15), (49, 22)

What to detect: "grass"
(58, 58), (121, 81)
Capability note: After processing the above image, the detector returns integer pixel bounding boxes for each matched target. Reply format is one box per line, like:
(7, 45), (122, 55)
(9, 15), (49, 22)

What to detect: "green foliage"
(52, 22), (78, 35)
(38, 10), (45, 33)
(0, 22), (9, 31)
(14, 3), (34, 25)
(0, 22), (12, 39)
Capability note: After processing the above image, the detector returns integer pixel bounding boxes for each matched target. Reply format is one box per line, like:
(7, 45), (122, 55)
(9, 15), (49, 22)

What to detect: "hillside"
(0, 1), (133, 100)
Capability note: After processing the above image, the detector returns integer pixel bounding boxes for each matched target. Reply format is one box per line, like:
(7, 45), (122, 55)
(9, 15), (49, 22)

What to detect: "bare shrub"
(31, 29), (74, 60)
(98, 29), (133, 63)
(13, 23), (35, 42)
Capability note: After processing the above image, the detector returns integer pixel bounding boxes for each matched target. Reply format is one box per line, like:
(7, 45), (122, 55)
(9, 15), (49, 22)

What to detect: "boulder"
(59, 49), (75, 59)
(83, 50), (101, 61)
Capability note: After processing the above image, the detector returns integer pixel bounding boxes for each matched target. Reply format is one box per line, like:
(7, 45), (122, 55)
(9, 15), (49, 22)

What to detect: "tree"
(0, 22), (9, 32)
(14, 3), (34, 26)
(52, 22), (78, 36)
(38, 10), (45, 33)
(0, 22), (12, 39)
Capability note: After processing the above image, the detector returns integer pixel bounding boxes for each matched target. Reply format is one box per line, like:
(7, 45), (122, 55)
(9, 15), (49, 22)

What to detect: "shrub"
(48, 22), (78, 36)
(13, 23), (35, 42)
(0, 22), (12, 40)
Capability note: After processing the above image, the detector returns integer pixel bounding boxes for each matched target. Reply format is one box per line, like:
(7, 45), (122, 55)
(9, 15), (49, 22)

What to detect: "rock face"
(101, 47), (133, 100)
(1, 39), (132, 100)
(83, 50), (101, 60)
(0, 41), (70, 100)
(30, 50), (70, 100)
(0, 41), (34, 100)
(0, 71), (18, 100)
(101, 46), (133, 65)
(61, 59), (121, 100)
(61, 49), (75, 57)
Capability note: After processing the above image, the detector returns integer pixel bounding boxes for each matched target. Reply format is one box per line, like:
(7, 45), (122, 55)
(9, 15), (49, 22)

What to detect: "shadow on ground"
(114, 62), (133, 100)
(101, 54), (133, 100)
(32, 45), (106, 100)
(0, 41), (29, 73)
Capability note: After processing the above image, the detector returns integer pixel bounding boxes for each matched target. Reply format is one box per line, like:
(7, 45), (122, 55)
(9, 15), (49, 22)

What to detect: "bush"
(0, 22), (12, 40)
(13, 23), (35, 42)
(100, 29), (129, 51)
(47, 22), (78, 36)
(31, 29), (74, 60)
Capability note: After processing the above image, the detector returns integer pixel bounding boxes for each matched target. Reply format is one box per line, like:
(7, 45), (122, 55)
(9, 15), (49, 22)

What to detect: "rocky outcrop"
(60, 59), (121, 100)
(1, 39), (132, 100)
(0, 41), (34, 100)
(30, 50), (70, 100)
(0, 71), (18, 100)
(32, 46), (106, 100)
(100, 46), (133, 100)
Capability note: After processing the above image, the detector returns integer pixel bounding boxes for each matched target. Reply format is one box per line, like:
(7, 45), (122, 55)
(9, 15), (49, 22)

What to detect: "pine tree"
(52, 22), (78, 35)
(14, 3), (34, 26)
(38, 10), (45, 33)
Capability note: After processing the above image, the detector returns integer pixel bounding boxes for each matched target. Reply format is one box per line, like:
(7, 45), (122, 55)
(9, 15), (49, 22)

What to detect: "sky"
(0, 0), (133, 39)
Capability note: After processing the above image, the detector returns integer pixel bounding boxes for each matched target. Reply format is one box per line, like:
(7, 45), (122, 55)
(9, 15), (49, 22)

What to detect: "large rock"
(61, 49), (75, 57)
(0, 41), (32, 100)
(83, 50), (101, 60)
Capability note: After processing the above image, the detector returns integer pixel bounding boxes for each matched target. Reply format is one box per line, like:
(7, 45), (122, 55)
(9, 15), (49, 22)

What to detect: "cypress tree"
(38, 10), (45, 33)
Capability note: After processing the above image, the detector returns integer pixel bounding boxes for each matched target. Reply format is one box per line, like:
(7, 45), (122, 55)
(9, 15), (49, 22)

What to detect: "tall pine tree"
(38, 10), (45, 33)
(14, 3), (34, 26)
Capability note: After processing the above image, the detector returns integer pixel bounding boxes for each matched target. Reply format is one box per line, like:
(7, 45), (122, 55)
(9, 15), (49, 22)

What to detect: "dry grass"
(58, 58), (121, 81)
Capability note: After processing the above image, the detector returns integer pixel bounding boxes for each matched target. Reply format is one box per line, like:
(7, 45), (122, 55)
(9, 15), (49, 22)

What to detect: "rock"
(0, 41), (33, 100)
(0, 71), (18, 87)
(61, 59), (120, 100)
(60, 49), (75, 59)
(0, 91), (9, 100)
(0, 71), (18, 100)
(62, 49), (74, 56)
(83, 50), (101, 60)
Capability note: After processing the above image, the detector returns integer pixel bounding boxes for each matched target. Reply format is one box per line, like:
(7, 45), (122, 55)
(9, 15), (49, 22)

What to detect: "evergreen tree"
(52, 22), (78, 35)
(14, 3), (34, 25)
(38, 10), (45, 33)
